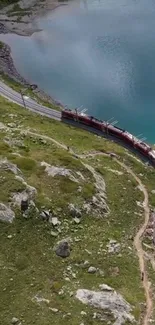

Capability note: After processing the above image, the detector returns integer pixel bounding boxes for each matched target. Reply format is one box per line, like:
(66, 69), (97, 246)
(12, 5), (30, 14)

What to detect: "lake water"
(1, 0), (155, 142)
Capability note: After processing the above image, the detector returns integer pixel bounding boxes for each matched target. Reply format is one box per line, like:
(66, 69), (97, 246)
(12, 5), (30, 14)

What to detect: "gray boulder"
(54, 238), (71, 258)
(40, 210), (50, 221)
(76, 288), (135, 325)
(69, 203), (82, 218)
(0, 203), (15, 223)
(88, 266), (97, 274)
(11, 317), (19, 324)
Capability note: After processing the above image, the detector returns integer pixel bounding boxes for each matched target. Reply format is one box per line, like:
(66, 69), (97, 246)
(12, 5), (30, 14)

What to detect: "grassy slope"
(0, 96), (155, 324)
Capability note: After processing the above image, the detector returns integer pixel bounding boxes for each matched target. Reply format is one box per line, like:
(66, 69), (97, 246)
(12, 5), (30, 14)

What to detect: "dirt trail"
(114, 159), (152, 325)
(77, 152), (153, 325)
(24, 129), (152, 324)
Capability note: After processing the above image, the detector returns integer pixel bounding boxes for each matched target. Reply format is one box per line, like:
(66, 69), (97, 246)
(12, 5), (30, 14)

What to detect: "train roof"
(149, 150), (155, 159)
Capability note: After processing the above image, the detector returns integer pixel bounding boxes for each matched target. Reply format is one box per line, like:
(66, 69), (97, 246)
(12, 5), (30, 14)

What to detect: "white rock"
(0, 158), (20, 175)
(7, 235), (13, 239)
(81, 311), (87, 316)
(74, 217), (81, 224)
(33, 295), (50, 304)
(49, 308), (58, 313)
(11, 318), (19, 324)
(99, 284), (113, 291)
(76, 288), (135, 325)
(88, 266), (97, 274)
(51, 231), (58, 237)
(0, 203), (15, 223)
(41, 162), (78, 182)
(50, 217), (61, 226)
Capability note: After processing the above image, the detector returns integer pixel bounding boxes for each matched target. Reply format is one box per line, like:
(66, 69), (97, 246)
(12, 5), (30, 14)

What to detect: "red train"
(61, 109), (155, 165)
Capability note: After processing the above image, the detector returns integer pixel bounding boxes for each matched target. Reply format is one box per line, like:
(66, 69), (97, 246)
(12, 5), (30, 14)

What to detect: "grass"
(0, 41), (4, 49)
(0, 0), (18, 9)
(0, 95), (154, 324)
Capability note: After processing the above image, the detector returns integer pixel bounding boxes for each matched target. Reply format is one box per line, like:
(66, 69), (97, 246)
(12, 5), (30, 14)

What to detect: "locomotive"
(61, 109), (155, 165)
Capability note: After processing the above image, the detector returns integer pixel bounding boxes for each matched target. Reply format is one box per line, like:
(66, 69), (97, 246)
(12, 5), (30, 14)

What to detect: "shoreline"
(0, 0), (68, 36)
(0, 41), (64, 108)
(0, 0), (67, 108)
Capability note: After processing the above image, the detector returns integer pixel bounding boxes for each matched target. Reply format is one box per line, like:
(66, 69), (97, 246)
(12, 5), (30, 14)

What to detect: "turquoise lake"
(1, 0), (155, 142)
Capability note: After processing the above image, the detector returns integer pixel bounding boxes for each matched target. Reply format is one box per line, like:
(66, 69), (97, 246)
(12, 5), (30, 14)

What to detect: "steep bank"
(0, 40), (64, 108)
(0, 0), (66, 107)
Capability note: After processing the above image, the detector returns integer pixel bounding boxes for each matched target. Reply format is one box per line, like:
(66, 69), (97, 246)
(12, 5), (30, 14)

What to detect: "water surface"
(1, 0), (155, 142)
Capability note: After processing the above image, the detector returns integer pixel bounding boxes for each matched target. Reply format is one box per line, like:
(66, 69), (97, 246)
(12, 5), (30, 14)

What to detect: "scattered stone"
(7, 122), (16, 128)
(85, 249), (92, 255)
(39, 138), (47, 145)
(54, 238), (71, 258)
(88, 266), (97, 274)
(50, 217), (61, 226)
(40, 210), (50, 221)
(136, 201), (143, 208)
(49, 308), (58, 313)
(73, 217), (81, 224)
(11, 318), (19, 324)
(99, 284), (113, 291)
(0, 203), (15, 223)
(107, 240), (121, 254)
(81, 311), (87, 316)
(32, 294), (50, 304)
(51, 231), (58, 237)
(76, 288), (135, 325)
(7, 235), (13, 239)
(69, 203), (82, 218)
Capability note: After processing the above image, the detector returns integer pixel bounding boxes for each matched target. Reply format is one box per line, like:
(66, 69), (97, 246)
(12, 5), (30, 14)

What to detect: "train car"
(134, 141), (152, 157)
(62, 109), (76, 120)
(148, 150), (155, 165)
(61, 109), (155, 165)
(106, 125), (134, 147)
(62, 109), (104, 131)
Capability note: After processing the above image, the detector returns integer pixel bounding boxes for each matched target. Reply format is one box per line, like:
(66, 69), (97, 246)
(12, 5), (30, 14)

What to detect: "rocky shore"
(0, 0), (65, 107)
(0, 41), (64, 107)
(0, 0), (66, 36)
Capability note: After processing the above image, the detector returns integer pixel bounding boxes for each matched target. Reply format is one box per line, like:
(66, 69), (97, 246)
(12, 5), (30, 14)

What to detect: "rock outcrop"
(0, 203), (15, 223)
(41, 162), (79, 182)
(82, 163), (109, 216)
(76, 287), (135, 325)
